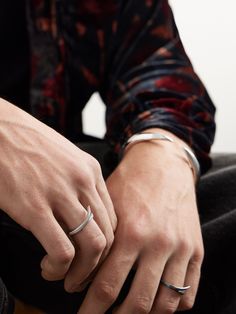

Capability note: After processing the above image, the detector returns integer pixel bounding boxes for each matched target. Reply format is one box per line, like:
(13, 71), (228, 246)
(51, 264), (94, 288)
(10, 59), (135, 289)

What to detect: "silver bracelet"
(123, 132), (200, 183)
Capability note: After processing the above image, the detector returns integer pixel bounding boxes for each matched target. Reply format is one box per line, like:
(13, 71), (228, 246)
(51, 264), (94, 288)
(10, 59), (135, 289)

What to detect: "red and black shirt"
(0, 0), (216, 172)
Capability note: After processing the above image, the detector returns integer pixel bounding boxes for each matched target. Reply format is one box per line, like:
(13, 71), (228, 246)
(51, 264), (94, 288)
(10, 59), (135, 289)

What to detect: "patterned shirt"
(27, 0), (216, 173)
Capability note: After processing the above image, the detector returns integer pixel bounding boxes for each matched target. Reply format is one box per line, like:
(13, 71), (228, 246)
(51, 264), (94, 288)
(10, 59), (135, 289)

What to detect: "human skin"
(0, 96), (203, 313)
(0, 98), (117, 292)
(78, 128), (204, 313)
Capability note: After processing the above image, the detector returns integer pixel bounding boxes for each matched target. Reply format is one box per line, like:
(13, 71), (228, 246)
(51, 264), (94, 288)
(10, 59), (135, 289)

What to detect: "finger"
(115, 252), (166, 314)
(80, 187), (115, 254)
(64, 217), (106, 292)
(56, 201), (107, 292)
(151, 254), (190, 313)
(96, 179), (117, 231)
(178, 255), (203, 311)
(78, 239), (137, 314)
(30, 211), (75, 281)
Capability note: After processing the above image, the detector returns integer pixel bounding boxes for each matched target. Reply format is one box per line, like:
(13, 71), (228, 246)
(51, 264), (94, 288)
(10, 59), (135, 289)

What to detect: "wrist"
(122, 128), (200, 183)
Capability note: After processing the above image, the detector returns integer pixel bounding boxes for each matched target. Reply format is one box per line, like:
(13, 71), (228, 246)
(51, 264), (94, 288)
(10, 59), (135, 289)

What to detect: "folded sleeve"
(100, 0), (216, 173)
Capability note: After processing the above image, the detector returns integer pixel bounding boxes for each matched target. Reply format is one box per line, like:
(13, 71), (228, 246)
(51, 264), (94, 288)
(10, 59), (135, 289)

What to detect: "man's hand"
(78, 129), (204, 313)
(0, 98), (117, 292)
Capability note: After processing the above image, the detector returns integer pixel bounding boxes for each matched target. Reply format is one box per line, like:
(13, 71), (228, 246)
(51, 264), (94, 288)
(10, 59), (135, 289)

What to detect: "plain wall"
(83, 0), (236, 153)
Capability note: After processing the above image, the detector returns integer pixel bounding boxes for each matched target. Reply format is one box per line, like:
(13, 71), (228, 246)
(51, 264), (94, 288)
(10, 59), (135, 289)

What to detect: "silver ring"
(69, 206), (93, 236)
(161, 280), (191, 295)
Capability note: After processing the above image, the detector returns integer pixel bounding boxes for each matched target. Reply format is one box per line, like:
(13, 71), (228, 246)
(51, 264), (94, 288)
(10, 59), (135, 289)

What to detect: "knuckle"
(33, 206), (49, 221)
(94, 280), (118, 303)
(165, 299), (178, 313)
(157, 296), (178, 314)
(193, 245), (205, 263)
(57, 245), (75, 265)
(73, 161), (98, 188)
(74, 169), (92, 189)
(128, 225), (146, 243)
(88, 155), (102, 175)
(90, 233), (107, 254)
(132, 296), (152, 313)
(178, 238), (193, 255)
(157, 232), (176, 251)
(180, 296), (195, 310)
(105, 234), (114, 251)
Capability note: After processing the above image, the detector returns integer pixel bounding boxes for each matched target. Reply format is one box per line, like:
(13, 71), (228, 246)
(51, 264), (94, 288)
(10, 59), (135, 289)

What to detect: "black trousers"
(0, 143), (236, 314)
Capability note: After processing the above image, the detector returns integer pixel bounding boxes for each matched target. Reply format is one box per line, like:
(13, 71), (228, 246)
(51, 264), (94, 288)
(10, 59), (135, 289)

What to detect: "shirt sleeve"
(100, 0), (216, 173)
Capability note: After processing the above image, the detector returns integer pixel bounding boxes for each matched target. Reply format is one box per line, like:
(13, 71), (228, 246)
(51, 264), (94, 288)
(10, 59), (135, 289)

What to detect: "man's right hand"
(0, 98), (117, 292)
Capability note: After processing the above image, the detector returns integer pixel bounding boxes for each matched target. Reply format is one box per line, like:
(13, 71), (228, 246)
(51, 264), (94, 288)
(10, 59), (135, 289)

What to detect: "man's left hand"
(78, 131), (204, 314)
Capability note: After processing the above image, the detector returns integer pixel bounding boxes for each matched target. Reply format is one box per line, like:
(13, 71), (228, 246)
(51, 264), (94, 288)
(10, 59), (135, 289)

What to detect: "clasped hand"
(0, 99), (116, 293)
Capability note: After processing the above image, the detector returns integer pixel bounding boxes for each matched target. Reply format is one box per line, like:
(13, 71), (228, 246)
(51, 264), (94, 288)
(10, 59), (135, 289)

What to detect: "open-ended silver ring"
(161, 279), (191, 295)
(69, 206), (93, 236)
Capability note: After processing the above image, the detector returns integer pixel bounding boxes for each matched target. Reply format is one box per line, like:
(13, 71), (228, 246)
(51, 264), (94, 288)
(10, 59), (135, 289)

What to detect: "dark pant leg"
(0, 210), (89, 314)
(0, 277), (14, 314)
(186, 154), (236, 314)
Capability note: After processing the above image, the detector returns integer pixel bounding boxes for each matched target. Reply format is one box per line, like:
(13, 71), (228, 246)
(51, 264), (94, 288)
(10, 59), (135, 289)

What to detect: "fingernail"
(65, 284), (77, 293)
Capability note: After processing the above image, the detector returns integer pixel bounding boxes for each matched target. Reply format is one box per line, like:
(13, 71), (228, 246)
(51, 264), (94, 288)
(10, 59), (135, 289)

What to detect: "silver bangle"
(123, 132), (200, 183)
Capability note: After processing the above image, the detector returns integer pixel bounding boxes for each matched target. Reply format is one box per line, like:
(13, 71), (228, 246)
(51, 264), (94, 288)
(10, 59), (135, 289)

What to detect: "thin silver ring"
(69, 206), (93, 236)
(161, 280), (191, 295)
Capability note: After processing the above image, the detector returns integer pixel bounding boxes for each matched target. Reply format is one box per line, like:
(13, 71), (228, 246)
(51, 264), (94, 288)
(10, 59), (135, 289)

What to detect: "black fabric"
(0, 214), (86, 314)
(0, 149), (236, 314)
(0, 0), (30, 110)
(192, 155), (236, 314)
(0, 278), (14, 314)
